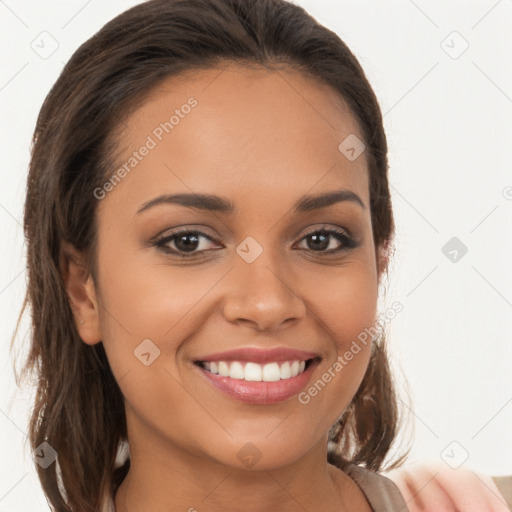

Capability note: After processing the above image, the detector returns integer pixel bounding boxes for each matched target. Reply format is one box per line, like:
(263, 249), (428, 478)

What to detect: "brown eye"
(295, 228), (358, 254)
(154, 230), (218, 257)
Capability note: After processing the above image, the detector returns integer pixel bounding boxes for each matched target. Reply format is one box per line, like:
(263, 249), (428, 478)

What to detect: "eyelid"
(300, 224), (351, 238)
(148, 225), (218, 245)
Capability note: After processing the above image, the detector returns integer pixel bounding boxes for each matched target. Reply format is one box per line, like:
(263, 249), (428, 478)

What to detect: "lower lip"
(193, 359), (320, 404)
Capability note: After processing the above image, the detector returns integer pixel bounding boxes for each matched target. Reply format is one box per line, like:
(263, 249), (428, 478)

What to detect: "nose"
(222, 248), (306, 332)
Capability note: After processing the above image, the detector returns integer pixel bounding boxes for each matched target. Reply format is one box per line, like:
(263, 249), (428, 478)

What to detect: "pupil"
(309, 232), (329, 251)
(176, 233), (199, 252)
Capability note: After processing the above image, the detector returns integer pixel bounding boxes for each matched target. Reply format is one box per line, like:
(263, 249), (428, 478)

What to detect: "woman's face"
(84, 64), (381, 470)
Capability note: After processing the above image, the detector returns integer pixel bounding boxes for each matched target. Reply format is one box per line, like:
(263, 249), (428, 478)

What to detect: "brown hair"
(14, 0), (410, 510)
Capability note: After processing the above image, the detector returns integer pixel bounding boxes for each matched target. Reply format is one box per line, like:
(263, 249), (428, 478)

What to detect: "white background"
(1, 0), (511, 509)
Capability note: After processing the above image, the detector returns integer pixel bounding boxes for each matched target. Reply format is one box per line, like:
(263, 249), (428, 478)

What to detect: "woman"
(15, 0), (509, 510)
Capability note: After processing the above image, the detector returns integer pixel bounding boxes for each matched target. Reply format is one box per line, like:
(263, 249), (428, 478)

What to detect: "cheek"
(93, 231), (220, 389)
(306, 256), (379, 350)
(295, 260), (378, 422)
(95, 232), (218, 338)
(95, 252), (221, 447)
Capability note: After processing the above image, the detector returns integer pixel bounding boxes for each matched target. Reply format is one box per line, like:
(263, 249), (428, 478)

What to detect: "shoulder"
(344, 462), (410, 511)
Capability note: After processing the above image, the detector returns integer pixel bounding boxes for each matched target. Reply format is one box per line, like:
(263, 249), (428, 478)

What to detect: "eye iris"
(175, 233), (199, 252)
(308, 232), (330, 251)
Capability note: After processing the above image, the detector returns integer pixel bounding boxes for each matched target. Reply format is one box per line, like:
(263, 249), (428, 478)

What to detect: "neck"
(113, 426), (359, 512)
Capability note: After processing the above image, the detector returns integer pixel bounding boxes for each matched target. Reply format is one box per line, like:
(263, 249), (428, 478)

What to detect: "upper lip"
(194, 347), (320, 364)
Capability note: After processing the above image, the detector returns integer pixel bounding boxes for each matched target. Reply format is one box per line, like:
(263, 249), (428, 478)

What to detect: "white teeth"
(229, 361), (245, 379)
(262, 362), (281, 382)
(200, 359), (311, 381)
(280, 361), (291, 379)
(244, 362), (262, 381)
(218, 361), (229, 377)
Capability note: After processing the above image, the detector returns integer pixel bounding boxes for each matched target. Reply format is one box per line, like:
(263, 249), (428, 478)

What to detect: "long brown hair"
(13, 0), (410, 510)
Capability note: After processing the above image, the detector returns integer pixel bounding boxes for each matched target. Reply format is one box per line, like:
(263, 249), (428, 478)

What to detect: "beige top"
(100, 442), (409, 511)
(344, 462), (409, 511)
(493, 476), (512, 508)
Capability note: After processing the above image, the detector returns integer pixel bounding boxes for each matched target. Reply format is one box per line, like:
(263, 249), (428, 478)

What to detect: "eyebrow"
(136, 189), (366, 216)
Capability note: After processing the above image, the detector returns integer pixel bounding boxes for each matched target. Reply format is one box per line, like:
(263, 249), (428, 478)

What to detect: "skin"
(61, 63), (389, 512)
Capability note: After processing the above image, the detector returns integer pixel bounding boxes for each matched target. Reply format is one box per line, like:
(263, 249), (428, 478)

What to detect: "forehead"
(103, 63), (369, 213)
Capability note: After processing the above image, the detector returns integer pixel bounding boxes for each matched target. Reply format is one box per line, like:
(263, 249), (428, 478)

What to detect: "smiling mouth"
(193, 357), (319, 382)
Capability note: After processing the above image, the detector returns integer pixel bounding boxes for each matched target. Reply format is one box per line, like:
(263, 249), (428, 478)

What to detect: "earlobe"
(60, 240), (102, 345)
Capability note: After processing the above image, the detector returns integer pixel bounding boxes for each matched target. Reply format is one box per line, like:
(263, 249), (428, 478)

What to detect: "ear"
(60, 240), (102, 345)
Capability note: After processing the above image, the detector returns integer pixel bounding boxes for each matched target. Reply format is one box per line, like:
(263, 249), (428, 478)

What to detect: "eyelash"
(152, 226), (359, 258)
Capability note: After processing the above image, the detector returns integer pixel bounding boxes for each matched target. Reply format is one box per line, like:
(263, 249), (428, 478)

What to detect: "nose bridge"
(222, 234), (305, 330)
